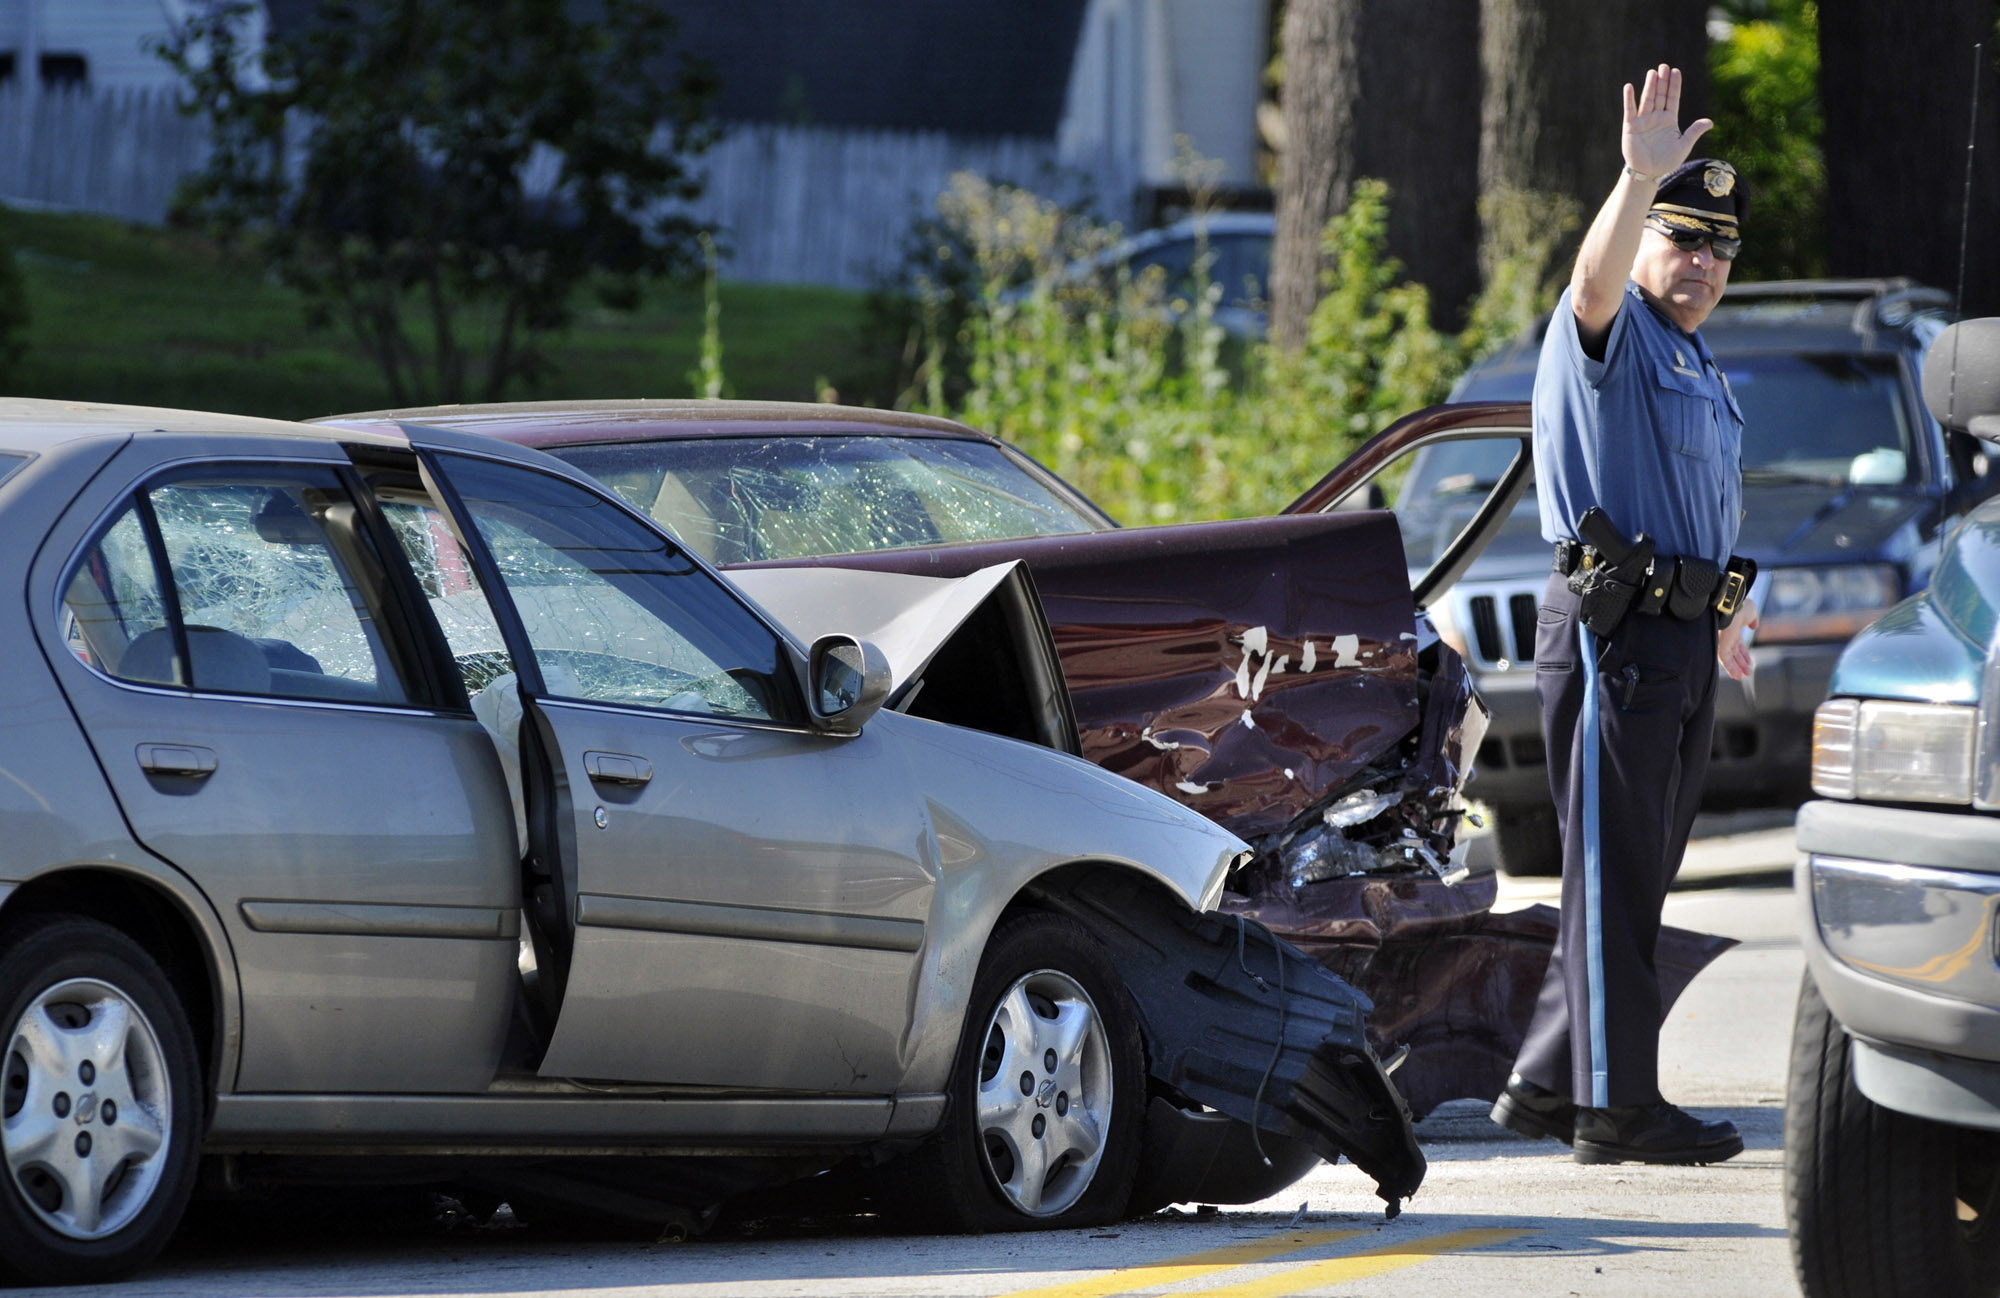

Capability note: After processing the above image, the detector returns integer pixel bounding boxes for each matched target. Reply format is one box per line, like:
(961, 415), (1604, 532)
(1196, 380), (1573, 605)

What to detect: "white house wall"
(0, 0), (266, 91)
(1057, 0), (1264, 204)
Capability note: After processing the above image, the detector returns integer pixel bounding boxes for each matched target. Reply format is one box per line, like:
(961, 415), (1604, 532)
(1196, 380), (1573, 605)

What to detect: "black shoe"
(1489, 1073), (1576, 1145)
(1572, 1101), (1743, 1165)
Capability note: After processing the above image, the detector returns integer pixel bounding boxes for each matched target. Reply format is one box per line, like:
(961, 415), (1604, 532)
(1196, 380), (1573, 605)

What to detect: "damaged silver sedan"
(0, 401), (1418, 1284)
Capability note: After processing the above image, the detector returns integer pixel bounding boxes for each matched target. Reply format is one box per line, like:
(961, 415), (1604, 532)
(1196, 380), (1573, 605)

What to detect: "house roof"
(264, 0), (1091, 140)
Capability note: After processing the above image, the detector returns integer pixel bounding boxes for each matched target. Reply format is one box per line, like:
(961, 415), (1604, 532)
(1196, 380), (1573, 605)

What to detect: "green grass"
(0, 206), (871, 420)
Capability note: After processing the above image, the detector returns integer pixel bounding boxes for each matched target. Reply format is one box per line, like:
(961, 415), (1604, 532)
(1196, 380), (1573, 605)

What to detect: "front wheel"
(0, 918), (203, 1285)
(1785, 973), (2000, 1298)
(907, 912), (1144, 1231)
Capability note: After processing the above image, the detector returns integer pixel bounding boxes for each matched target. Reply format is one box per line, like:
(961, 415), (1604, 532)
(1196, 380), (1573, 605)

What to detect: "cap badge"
(1703, 163), (1736, 197)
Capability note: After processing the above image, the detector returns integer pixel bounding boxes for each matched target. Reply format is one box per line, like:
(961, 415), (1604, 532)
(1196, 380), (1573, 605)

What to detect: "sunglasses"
(1647, 218), (1741, 261)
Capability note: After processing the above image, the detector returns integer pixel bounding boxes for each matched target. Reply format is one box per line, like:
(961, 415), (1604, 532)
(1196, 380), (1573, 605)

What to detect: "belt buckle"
(1716, 569), (1746, 618)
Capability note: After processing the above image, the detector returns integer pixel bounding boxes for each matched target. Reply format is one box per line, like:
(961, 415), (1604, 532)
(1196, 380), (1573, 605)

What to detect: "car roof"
(315, 399), (1001, 450)
(1456, 278), (1951, 392)
(0, 397), (408, 457)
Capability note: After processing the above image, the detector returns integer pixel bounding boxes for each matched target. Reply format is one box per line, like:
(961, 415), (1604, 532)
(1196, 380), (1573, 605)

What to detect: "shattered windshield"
(549, 436), (1104, 565)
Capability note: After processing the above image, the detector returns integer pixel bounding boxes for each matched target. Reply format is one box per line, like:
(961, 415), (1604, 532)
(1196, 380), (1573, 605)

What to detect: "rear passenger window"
(60, 467), (414, 704)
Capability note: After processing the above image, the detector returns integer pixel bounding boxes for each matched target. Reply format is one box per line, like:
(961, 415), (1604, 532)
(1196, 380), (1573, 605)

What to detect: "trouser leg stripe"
(1578, 621), (1610, 1108)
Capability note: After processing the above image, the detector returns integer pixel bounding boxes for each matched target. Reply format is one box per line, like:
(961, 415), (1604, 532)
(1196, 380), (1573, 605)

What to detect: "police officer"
(1488, 64), (1757, 1164)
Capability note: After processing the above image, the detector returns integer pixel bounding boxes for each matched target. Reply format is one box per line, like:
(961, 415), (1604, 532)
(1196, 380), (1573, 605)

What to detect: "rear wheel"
(1492, 803), (1562, 877)
(905, 912), (1144, 1231)
(0, 918), (202, 1285)
(1786, 973), (2000, 1298)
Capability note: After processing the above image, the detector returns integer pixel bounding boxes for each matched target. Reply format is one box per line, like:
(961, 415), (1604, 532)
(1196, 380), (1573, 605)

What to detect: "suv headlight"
(1757, 565), (1900, 643)
(1811, 697), (1976, 803)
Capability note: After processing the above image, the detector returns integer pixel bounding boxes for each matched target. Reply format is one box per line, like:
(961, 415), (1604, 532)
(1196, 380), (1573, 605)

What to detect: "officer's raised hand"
(1622, 64), (1712, 181)
(1572, 64), (1717, 354)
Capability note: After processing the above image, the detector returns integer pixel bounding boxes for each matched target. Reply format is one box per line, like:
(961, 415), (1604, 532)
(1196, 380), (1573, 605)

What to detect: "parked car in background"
(1031, 211), (1273, 338)
(321, 399), (1733, 1148)
(0, 399), (1430, 1283)
(1439, 279), (1986, 872)
(1786, 318), (2000, 1298)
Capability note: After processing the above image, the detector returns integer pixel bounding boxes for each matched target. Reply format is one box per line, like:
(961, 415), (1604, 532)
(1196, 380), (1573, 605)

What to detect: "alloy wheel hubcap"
(974, 968), (1110, 1217)
(2, 978), (170, 1239)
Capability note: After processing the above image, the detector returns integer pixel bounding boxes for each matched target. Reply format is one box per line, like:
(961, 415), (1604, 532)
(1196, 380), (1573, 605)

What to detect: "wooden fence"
(0, 86), (210, 225)
(0, 90), (1105, 289)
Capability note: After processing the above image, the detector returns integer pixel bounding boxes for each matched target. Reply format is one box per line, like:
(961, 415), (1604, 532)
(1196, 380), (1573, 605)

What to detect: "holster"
(1566, 508), (1654, 638)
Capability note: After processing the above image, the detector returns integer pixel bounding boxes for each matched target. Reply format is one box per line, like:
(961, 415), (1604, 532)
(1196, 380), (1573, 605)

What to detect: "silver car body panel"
(2, 404), (1251, 1159)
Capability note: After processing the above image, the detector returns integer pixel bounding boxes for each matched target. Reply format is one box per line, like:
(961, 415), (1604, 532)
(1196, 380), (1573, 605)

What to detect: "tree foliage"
(158, 0), (718, 404)
(1708, 0), (1824, 281)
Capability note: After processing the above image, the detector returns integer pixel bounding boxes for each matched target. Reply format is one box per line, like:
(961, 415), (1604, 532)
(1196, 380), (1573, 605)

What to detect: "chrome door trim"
(576, 893), (926, 953)
(238, 900), (519, 940)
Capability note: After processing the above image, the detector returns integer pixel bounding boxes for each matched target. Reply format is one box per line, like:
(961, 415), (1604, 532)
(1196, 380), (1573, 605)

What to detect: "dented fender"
(1032, 869), (1426, 1211)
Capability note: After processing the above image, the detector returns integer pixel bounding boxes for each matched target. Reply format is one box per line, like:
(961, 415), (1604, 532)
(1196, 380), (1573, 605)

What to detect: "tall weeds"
(705, 173), (1574, 523)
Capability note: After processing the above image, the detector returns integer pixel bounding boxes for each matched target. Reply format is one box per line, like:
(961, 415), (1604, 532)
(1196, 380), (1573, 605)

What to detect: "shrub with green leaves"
(874, 173), (1570, 524)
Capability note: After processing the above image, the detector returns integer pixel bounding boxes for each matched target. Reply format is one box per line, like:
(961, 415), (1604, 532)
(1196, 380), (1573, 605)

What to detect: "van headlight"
(1811, 697), (1976, 803)
(1758, 565), (1900, 643)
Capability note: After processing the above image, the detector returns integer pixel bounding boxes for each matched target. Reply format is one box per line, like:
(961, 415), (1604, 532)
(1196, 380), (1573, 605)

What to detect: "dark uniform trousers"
(1512, 571), (1719, 1108)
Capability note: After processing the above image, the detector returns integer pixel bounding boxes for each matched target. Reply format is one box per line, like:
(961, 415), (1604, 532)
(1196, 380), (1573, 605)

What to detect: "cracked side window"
(60, 502), (173, 683)
(437, 454), (801, 724)
(375, 489), (515, 697)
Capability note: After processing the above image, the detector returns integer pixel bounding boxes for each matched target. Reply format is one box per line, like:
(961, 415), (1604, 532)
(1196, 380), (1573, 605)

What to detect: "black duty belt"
(1552, 508), (1756, 637)
(1553, 541), (1754, 620)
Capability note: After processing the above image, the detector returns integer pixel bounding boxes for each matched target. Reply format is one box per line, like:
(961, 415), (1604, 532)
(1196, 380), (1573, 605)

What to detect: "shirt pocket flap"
(1654, 359), (1710, 399)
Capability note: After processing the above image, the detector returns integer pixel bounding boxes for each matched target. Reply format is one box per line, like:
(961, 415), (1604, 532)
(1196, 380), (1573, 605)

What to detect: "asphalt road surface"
(37, 814), (1804, 1298)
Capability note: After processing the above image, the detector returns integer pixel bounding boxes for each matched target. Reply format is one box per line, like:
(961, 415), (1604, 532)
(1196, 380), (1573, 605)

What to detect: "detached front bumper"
(1034, 870), (1425, 1212)
(1466, 640), (1837, 807)
(1796, 798), (2000, 1131)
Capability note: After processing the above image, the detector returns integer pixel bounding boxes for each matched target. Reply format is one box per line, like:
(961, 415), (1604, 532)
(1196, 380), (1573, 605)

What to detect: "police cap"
(1648, 158), (1748, 239)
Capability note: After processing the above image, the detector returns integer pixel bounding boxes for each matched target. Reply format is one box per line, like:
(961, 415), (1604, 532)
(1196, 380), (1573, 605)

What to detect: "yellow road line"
(987, 1228), (1366, 1298)
(1179, 1227), (1535, 1297)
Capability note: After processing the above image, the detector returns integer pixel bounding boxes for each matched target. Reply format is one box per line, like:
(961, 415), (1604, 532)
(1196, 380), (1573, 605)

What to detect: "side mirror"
(1923, 319), (2000, 442)
(806, 634), (892, 735)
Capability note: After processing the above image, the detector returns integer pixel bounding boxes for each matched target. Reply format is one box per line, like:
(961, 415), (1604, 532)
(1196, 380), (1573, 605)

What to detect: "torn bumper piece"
(1033, 871), (1426, 1211)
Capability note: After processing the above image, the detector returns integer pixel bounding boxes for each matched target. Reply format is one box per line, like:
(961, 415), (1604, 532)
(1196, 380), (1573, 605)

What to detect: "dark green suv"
(1786, 318), (2000, 1298)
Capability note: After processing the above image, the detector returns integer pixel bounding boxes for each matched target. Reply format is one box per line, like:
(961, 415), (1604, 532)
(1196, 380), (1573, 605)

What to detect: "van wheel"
(0, 919), (202, 1285)
(905, 913), (1144, 1231)
(1785, 973), (2000, 1297)
(1492, 804), (1562, 876)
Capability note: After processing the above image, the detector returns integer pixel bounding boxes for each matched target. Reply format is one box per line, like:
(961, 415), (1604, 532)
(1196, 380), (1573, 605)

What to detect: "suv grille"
(1449, 580), (1547, 671)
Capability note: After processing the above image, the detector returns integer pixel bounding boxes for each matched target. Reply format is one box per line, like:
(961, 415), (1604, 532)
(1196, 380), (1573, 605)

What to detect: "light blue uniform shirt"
(1533, 282), (1743, 565)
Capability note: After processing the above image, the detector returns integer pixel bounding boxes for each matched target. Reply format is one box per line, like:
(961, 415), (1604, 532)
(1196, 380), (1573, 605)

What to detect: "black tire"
(0, 918), (203, 1285)
(1786, 973), (2000, 1298)
(1492, 803), (1562, 877)
(903, 912), (1145, 1232)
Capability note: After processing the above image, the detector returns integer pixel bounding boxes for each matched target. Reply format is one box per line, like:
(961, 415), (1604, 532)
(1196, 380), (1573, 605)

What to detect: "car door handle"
(583, 750), (653, 786)
(137, 743), (217, 778)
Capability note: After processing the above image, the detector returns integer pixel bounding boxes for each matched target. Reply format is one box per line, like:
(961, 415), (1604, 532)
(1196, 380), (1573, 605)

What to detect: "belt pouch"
(1635, 564), (1671, 616)
(1669, 558), (1720, 619)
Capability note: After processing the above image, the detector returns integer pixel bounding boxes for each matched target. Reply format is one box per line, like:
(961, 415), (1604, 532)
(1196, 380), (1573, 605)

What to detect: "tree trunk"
(1354, 0), (1481, 331)
(1819, 2), (2000, 315)
(1271, 0), (1482, 350)
(1479, 0), (1709, 257)
(1272, 0), (1362, 353)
